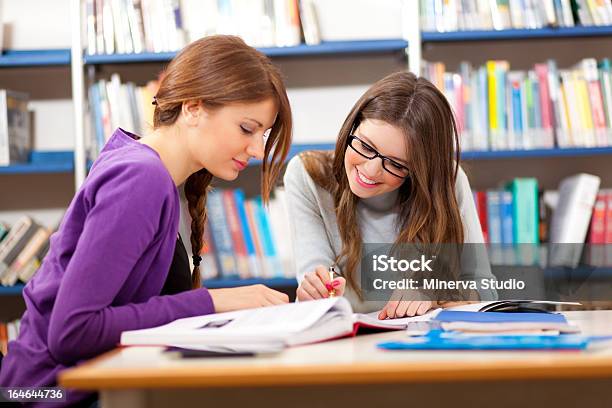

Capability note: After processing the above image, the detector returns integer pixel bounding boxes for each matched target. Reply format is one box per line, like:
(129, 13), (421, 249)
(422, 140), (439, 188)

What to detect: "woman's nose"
(246, 133), (265, 160)
(363, 156), (384, 177)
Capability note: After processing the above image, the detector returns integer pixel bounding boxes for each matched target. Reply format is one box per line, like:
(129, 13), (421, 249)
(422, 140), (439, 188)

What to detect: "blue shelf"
(422, 25), (612, 42)
(257, 40), (408, 57)
(0, 279), (296, 296)
(0, 151), (74, 175)
(462, 146), (612, 160)
(250, 143), (335, 167)
(247, 144), (612, 166)
(0, 49), (71, 67)
(0, 283), (25, 295)
(83, 40), (409, 64)
(203, 277), (297, 289)
(84, 51), (178, 64)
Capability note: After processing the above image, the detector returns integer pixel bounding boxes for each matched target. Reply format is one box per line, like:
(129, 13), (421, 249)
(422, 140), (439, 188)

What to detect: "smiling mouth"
(355, 168), (380, 187)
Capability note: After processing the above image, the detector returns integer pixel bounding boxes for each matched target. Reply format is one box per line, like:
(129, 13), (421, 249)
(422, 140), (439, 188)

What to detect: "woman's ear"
(181, 100), (202, 126)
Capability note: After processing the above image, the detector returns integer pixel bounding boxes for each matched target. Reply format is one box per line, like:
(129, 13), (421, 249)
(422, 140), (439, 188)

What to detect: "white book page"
(122, 297), (352, 343)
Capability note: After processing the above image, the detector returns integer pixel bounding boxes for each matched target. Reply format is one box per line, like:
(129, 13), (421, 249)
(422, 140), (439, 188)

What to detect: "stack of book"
(420, 0), (612, 31)
(0, 216), (51, 288)
(474, 178), (541, 247)
(84, 0), (322, 55)
(423, 58), (612, 151)
(192, 188), (295, 281)
(474, 174), (612, 267)
(88, 74), (158, 158)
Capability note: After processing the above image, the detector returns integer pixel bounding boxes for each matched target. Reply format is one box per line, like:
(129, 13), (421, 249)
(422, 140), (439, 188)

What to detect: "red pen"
(327, 266), (336, 297)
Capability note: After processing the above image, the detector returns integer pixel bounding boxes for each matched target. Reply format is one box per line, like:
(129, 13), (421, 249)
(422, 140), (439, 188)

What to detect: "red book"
(476, 191), (489, 243)
(535, 64), (553, 130)
(588, 193), (607, 266)
(606, 191), (612, 244)
(589, 193), (607, 244)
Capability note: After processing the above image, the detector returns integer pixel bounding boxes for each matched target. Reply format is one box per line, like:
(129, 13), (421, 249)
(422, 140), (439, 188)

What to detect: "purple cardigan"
(0, 129), (215, 406)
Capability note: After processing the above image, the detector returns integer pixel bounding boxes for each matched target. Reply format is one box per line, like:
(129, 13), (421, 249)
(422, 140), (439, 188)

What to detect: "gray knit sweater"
(283, 154), (497, 312)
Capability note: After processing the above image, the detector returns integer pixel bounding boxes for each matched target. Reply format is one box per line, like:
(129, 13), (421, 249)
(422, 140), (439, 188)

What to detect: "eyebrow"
(244, 117), (264, 128)
(356, 133), (409, 165)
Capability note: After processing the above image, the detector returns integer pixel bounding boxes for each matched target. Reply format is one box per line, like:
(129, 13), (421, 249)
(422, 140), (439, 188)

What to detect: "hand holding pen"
(296, 265), (346, 301)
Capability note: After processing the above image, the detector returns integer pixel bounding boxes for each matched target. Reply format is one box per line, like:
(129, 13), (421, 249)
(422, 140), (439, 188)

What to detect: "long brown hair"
(153, 35), (292, 288)
(303, 71), (463, 296)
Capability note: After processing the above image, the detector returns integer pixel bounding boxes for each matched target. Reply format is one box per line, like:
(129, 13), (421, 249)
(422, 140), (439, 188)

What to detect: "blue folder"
(434, 310), (567, 324)
(377, 330), (592, 351)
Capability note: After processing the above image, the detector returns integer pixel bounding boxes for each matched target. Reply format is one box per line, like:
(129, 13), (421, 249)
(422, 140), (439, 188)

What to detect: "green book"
(507, 178), (539, 244)
(597, 58), (612, 129)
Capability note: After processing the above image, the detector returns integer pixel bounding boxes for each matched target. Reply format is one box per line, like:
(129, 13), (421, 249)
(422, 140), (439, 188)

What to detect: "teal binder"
(377, 330), (594, 351)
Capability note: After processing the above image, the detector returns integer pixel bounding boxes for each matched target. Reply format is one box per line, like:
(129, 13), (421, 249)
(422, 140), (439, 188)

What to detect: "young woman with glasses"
(284, 71), (495, 319)
(0, 35), (292, 405)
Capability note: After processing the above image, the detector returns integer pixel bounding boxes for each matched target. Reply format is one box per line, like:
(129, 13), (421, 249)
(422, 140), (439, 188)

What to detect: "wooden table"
(59, 311), (612, 408)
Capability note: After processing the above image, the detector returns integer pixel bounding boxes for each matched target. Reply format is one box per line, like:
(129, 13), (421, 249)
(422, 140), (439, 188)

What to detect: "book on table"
(120, 298), (579, 352)
(120, 297), (442, 352)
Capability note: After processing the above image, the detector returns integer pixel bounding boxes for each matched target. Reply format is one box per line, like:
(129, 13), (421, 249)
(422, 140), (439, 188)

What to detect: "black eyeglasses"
(347, 135), (410, 178)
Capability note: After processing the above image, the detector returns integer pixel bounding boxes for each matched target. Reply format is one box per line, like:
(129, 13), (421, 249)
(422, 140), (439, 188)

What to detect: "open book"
(121, 297), (435, 352)
(120, 299), (581, 352)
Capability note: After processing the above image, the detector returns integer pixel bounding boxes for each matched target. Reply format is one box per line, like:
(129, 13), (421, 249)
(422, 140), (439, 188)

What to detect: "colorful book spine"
(587, 192), (607, 266)
(605, 190), (612, 265)
(245, 200), (266, 276)
(253, 197), (284, 278)
(206, 190), (238, 278)
(234, 189), (263, 278)
(598, 59), (612, 146)
(222, 190), (250, 279)
(509, 178), (539, 244)
(510, 178), (540, 265)
(476, 191), (489, 243)
(486, 190), (503, 264)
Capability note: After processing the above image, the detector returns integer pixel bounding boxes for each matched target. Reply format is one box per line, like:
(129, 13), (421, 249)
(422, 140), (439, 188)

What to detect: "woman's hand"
(209, 284), (289, 313)
(378, 290), (435, 319)
(296, 266), (346, 301)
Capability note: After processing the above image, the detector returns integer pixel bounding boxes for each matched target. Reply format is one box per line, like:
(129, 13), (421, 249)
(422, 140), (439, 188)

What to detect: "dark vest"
(160, 234), (192, 295)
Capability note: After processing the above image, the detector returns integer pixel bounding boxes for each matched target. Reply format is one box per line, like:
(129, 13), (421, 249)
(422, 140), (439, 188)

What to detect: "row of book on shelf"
(88, 56), (612, 159)
(0, 190), (295, 288)
(420, 0), (612, 32)
(0, 319), (20, 356)
(474, 173), (612, 266)
(423, 58), (612, 151)
(84, 0), (321, 55)
(0, 217), (51, 288)
(88, 74), (158, 158)
(194, 188), (295, 281)
(0, 176), (610, 289)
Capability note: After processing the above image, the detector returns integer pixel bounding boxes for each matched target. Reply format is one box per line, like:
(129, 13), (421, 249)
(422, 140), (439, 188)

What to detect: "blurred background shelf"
(0, 151), (74, 175)
(422, 25), (612, 42)
(0, 284), (25, 296)
(461, 147), (612, 160)
(203, 277), (297, 289)
(246, 145), (612, 166)
(0, 49), (71, 67)
(83, 39), (409, 64)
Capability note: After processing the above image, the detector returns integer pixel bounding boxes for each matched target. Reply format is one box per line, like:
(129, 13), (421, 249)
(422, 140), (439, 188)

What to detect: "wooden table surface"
(59, 310), (612, 390)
